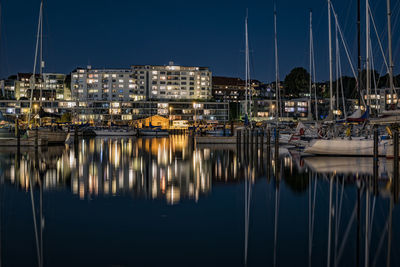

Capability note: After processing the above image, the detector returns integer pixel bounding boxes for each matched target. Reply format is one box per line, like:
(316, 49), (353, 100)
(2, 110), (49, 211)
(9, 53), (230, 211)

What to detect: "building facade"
(362, 88), (399, 112)
(212, 76), (260, 102)
(132, 63), (212, 100)
(1, 73), (68, 101)
(0, 100), (229, 125)
(71, 63), (212, 102)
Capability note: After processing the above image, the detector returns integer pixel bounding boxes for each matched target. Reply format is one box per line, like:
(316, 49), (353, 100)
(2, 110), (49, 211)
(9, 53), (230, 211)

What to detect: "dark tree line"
(281, 67), (400, 99)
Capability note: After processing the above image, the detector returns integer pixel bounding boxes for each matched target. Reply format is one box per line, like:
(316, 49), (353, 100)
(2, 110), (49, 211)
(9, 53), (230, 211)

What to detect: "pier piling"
(35, 126), (39, 149)
(373, 128), (378, 194)
(74, 125), (79, 144)
(255, 129), (259, 150)
(267, 129), (271, 158)
(394, 130), (399, 200)
(250, 129), (253, 147)
(274, 128), (279, 163)
(266, 128), (271, 180)
(243, 130), (247, 148)
(16, 117), (20, 148)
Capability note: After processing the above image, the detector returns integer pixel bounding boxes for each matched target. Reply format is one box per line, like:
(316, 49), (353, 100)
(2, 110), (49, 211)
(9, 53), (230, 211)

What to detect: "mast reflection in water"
(0, 136), (399, 267)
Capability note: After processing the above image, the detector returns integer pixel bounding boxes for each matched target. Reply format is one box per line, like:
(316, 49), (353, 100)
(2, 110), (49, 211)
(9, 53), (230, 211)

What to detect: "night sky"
(0, 0), (399, 82)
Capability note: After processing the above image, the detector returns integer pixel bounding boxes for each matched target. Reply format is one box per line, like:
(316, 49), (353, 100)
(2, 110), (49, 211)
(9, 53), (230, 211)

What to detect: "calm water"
(0, 135), (399, 267)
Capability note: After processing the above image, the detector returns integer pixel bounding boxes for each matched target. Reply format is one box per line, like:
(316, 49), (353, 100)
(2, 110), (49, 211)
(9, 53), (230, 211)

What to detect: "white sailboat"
(303, 0), (393, 156)
(304, 137), (391, 156)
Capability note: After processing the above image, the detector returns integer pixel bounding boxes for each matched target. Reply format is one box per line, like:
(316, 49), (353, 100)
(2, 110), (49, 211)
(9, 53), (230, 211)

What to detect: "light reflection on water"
(0, 136), (399, 267)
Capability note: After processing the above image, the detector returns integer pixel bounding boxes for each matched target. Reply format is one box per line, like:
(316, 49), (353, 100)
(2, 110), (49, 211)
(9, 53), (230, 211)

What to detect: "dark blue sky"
(0, 0), (399, 82)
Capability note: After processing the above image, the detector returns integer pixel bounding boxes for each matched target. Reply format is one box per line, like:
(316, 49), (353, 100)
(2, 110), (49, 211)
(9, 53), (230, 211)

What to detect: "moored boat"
(139, 127), (169, 137)
(303, 137), (391, 156)
(93, 127), (136, 136)
(27, 128), (68, 145)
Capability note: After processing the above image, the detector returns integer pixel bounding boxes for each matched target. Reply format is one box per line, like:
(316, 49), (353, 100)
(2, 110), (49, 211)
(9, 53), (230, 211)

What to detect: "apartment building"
(1, 73), (67, 101)
(131, 62), (212, 100)
(212, 76), (260, 102)
(71, 63), (212, 102)
(71, 67), (142, 102)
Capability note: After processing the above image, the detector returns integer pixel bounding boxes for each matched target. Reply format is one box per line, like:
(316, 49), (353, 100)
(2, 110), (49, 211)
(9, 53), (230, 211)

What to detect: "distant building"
(362, 88), (399, 112)
(42, 73), (69, 100)
(71, 62), (212, 102)
(283, 98), (309, 118)
(212, 76), (260, 102)
(14, 73), (41, 100)
(2, 73), (67, 101)
(132, 62), (212, 100)
(71, 67), (139, 102)
(0, 77), (16, 100)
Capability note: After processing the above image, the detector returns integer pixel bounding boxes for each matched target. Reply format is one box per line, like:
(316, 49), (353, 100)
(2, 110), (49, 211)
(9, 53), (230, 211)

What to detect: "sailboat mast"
(274, 3), (280, 121)
(0, 3), (3, 99)
(366, 0), (371, 108)
(308, 10), (313, 120)
(245, 12), (248, 118)
(39, 0), (43, 108)
(28, 1), (43, 128)
(357, 0), (362, 106)
(387, 0), (395, 98)
(335, 20), (340, 116)
(328, 0), (334, 116)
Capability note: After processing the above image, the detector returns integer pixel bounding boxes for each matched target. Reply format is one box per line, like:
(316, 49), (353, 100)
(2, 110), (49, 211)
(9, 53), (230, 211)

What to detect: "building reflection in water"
(1, 136), (243, 204)
(1, 138), (400, 266)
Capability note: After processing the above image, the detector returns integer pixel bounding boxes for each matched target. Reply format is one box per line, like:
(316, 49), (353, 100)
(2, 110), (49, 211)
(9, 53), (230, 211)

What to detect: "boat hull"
(27, 129), (67, 144)
(304, 138), (390, 156)
(139, 130), (169, 136)
(94, 130), (136, 136)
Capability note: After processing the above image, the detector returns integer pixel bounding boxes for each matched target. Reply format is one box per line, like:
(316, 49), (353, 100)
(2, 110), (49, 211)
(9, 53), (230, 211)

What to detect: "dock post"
(16, 117), (20, 148)
(267, 128), (271, 158)
(266, 128), (271, 180)
(242, 129), (245, 147)
(231, 121), (234, 137)
(373, 127), (378, 194)
(74, 124), (79, 144)
(394, 130), (399, 201)
(35, 126), (39, 148)
(246, 129), (249, 149)
(274, 128), (279, 163)
(249, 129), (252, 154)
(237, 129), (241, 152)
(256, 129), (259, 146)
(256, 129), (261, 166)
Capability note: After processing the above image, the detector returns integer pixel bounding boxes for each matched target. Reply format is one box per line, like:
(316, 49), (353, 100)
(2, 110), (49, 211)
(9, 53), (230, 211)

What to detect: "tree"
(360, 69), (380, 89)
(396, 74), (400, 87)
(378, 73), (389, 88)
(333, 76), (357, 99)
(283, 67), (310, 97)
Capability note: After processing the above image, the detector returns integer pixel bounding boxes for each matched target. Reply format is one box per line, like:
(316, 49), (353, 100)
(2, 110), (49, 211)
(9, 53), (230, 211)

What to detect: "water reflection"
(0, 137), (399, 266)
(2, 136), (248, 204)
